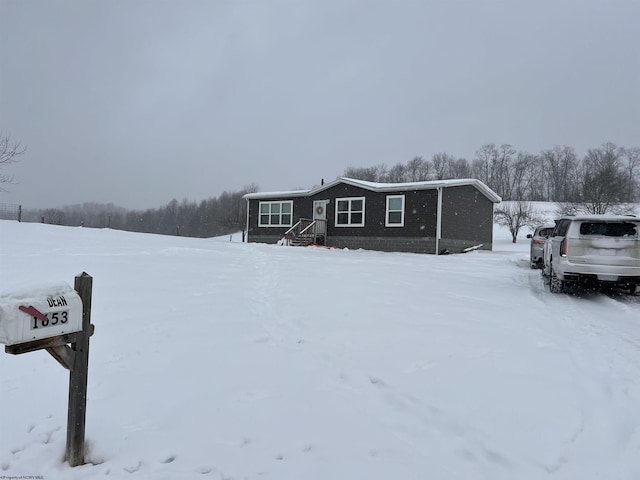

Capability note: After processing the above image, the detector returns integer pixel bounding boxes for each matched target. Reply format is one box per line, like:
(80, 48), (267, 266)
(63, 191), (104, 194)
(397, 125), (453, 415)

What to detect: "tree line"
(15, 141), (640, 239)
(344, 142), (640, 207)
(22, 184), (258, 238)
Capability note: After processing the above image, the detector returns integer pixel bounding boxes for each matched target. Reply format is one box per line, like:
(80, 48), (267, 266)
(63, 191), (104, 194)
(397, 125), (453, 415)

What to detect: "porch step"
(283, 218), (327, 247)
(290, 234), (324, 247)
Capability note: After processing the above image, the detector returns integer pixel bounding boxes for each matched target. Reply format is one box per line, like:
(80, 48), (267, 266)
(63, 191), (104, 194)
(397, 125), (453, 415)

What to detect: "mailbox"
(0, 283), (83, 346)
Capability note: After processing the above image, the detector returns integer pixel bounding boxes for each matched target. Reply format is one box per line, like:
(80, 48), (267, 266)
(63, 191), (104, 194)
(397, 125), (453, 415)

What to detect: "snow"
(243, 177), (502, 203)
(0, 283), (80, 346)
(1, 216), (640, 480)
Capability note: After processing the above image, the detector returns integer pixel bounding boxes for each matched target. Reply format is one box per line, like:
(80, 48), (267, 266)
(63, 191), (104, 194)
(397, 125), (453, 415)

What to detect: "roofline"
(558, 214), (639, 221)
(243, 177), (502, 203)
(242, 189), (310, 200)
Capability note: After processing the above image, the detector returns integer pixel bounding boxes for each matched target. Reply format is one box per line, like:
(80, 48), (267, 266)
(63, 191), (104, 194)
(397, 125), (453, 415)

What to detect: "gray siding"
(441, 185), (494, 248)
(246, 182), (494, 253)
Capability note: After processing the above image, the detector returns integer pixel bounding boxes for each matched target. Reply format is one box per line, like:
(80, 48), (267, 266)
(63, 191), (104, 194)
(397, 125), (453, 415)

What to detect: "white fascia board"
(340, 177), (502, 203)
(242, 177), (502, 203)
(242, 189), (310, 200)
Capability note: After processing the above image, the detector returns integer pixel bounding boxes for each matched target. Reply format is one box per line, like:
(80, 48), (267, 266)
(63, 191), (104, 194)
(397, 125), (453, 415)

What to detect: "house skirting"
(326, 236), (490, 254)
(248, 234), (285, 245)
(248, 234), (491, 254)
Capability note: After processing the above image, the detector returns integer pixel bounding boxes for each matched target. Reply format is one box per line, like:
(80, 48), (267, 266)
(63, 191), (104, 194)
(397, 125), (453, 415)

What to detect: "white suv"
(543, 215), (640, 293)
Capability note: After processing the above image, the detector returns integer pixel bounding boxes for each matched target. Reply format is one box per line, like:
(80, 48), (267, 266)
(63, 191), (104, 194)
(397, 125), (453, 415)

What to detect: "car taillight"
(533, 239), (545, 245)
(560, 238), (568, 256)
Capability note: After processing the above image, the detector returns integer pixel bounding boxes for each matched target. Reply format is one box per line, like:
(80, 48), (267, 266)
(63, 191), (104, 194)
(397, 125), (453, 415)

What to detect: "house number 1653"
(32, 311), (69, 330)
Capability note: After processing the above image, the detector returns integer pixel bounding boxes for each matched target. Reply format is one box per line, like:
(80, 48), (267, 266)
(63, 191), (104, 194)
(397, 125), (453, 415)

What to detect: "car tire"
(630, 284), (638, 295)
(549, 263), (565, 293)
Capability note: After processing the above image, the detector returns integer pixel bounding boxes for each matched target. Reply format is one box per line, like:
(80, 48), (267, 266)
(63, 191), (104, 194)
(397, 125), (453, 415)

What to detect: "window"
(259, 201), (293, 227)
(335, 197), (365, 226)
(538, 227), (553, 238)
(385, 195), (405, 227)
(579, 222), (638, 237)
(553, 219), (571, 237)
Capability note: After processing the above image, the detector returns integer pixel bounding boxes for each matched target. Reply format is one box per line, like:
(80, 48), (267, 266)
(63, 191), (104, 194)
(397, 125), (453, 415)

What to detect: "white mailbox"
(0, 283), (83, 346)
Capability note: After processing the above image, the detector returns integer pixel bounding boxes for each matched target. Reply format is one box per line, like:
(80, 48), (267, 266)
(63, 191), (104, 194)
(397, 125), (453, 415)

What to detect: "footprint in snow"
(123, 460), (142, 473)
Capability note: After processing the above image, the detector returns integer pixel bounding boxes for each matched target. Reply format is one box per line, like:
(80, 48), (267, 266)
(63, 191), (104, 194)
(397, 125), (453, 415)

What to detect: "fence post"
(66, 273), (93, 467)
(18, 205), (22, 222)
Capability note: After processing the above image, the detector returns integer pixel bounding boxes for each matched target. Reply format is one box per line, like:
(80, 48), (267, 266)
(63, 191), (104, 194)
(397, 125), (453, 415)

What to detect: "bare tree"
(494, 201), (544, 243)
(525, 155), (547, 201)
(1, 134), (26, 190)
(507, 152), (536, 200)
(471, 144), (519, 198)
(218, 183), (259, 240)
(622, 146), (640, 202)
(386, 163), (407, 183)
(405, 156), (430, 181)
(343, 164), (388, 182)
(495, 144), (517, 199)
(448, 157), (472, 179)
(578, 142), (628, 214)
(471, 143), (496, 187)
(431, 152), (455, 180)
(540, 145), (578, 202)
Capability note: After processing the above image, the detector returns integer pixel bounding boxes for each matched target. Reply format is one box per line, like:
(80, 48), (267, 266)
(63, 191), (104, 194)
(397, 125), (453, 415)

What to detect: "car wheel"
(542, 262), (550, 279)
(549, 263), (565, 293)
(630, 284), (638, 295)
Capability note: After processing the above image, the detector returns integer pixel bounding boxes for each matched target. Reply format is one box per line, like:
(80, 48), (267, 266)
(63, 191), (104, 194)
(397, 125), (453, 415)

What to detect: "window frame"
(258, 200), (293, 227)
(335, 196), (366, 227)
(385, 194), (405, 227)
(579, 221), (638, 237)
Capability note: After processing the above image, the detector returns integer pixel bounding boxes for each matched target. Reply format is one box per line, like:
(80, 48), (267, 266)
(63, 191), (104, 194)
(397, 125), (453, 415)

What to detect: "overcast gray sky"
(1, 0), (638, 209)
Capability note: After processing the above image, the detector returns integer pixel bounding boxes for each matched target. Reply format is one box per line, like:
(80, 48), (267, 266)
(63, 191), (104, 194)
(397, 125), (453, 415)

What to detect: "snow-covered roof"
(243, 177), (502, 203)
(242, 188), (311, 200)
(561, 214), (639, 221)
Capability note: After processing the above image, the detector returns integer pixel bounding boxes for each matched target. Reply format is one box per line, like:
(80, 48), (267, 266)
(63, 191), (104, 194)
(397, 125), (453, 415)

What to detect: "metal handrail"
(299, 221), (316, 235)
(284, 219), (303, 237)
(281, 218), (327, 246)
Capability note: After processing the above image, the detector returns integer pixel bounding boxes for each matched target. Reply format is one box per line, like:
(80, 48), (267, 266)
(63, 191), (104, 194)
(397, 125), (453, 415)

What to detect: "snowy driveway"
(1, 220), (639, 480)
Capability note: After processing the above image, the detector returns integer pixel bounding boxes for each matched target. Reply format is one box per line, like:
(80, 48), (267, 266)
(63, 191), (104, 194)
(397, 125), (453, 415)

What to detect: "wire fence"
(0, 203), (22, 221)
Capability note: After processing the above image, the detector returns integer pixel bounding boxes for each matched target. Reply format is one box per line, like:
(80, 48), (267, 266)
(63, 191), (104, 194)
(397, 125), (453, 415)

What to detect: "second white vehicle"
(543, 215), (640, 294)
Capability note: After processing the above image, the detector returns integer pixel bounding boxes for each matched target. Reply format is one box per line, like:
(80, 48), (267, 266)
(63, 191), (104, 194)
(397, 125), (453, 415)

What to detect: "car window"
(579, 222), (638, 237)
(553, 219), (571, 237)
(538, 228), (553, 237)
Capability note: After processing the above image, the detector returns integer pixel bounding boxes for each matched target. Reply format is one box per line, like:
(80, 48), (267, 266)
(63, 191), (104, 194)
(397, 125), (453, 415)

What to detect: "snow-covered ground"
(1, 212), (640, 480)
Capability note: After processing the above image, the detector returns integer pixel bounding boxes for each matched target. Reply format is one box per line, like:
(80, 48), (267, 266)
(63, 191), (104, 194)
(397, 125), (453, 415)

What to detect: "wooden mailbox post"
(0, 272), (94, 467)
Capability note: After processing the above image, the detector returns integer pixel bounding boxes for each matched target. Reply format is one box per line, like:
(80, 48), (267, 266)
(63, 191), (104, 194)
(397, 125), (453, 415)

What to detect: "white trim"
(335, 196), (365, 227)
(243, 177), (501, 204)
(385, 194), (405, 227)
(245, 198), (250, 242)
(436, 187), (443, 254)
(313, 199), (328, 220)
(258, 200), (293, 227)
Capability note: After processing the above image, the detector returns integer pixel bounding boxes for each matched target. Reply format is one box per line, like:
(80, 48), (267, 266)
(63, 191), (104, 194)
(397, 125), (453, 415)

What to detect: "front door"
(313, 200), (327, 235)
